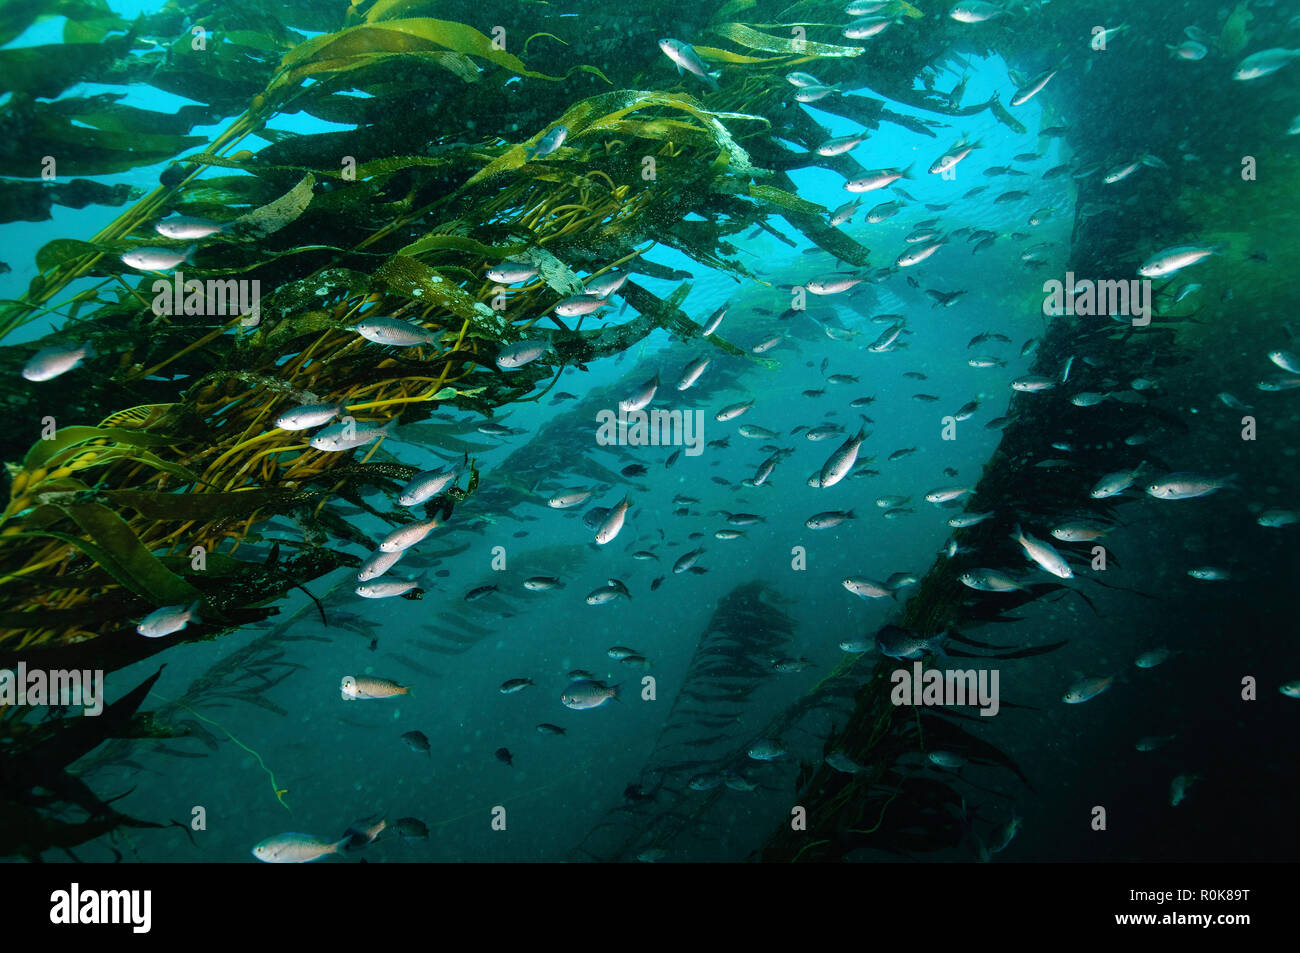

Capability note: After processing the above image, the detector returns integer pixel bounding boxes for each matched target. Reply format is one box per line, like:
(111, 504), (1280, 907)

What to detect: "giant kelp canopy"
(3, 0), (1296, 861)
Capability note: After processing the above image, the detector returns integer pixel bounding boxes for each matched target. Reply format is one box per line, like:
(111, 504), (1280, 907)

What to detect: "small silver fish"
(524, 125), (568, 161)
(22, 343), (93, 382)
(355, 317), (439, 347)
(137, 600), (200, 638)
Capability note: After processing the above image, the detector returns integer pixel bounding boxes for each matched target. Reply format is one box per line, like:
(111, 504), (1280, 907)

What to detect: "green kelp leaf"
(103, 488), (317, 523)
(0, 40), (125, 97)
(374, 255), (506, 335)
(0, 179), (139, 225)
(25, 503), (200, 605)
(748, 184), (825, 215)
(466, 90), (766, 186)
(34, 239), (106, 274)
(710, 23), (864, 57)
(21, 426), (178, 473)
(225, 173), (316, 239)
(0, 110), (208, 178)
(269, 18), (602, 96)
(397, 234), (529, 261)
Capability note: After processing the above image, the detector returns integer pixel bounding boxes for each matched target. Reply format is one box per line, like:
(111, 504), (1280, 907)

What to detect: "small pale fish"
(137, 600), (200, 638)
(786, 70), (822, 87)
(1257, 376), (1300, 391)
(1136, 734), (1176, 752)
(826, 751), (867, 774)
(959, 568), (1026, 592)
(1011, 523), (1073, 579)
(807, 275), (863, 295)
(747, 739), (787, 761)
(378, 517), (441, 553)
(924, 486), (972, 504)
(496, 339), (549, 369)
(772, 657), (815, 673)
(585, 270), (630, 297)
(844, 167), (909, 193)
(486, 261), (538, 283)
(536, 723), (566, 736)
(1279, 681), (1300, 699)
(843, 576), (894, 600)
(401, 730), (431, 756)
(1170, 773), (1201, 806)
(1135, 648), (1179, 669)
(948, 511), (993, 528)
(399, 461), (464, 506)
(688, 772), (724, 791)
(676, 356), (710, 390)
(843, 16), (894, 39)
(1071, 392), (1109, 407)
(877, 625), (947, 660)
(1267, 350), (1300, 374)
(1011, 375), (1056, 392)
(794, 84), (840, 103)
(561, 678), (619, 710)
(714, 529), (744, 540)
(885, 572), (918, 590)
(22, 343), (94, 382)
(548, 488), (593, 509)
(806, 509), (855, 529)
(866, 200), (903, 222)
(274, 401), (345, 431)
(524, 124), (568, 161)
(829, 198), (862, 225)
(1187, 567), (1231, 581)
(595, 495), (631, 545)
(659, 38), (720, 89)
(310, 419), (394, 452)
(586, 579), (631, 605)
(1146, 473), (1235, 500)
(1091, 465), (1144, 499)
(1137, 244), (1216, 278)
(355, 317), (439, 347)
(500, 678), (535, 694)
(839, 636), (872, 653)
(818, 426), (868, 488)
(950, 1), (1007, 23)
(715, 399), (754, 422)
(554, 293), (608, 317)
(121, 245), (194, 271)
(1010, 69), (1058, 107)
(524, 576), (564, 591)
(738, 424), (777, 439)
(928, 751), (967, 769)
(620, 373), (660, 413)
(701, 305), (727, 336)
(1232, 48), (1300, 81)
(1258, 509), (1299, 528)
(1063, 675), (1114, 704)
(355, 579), (419, 599)
(1051, 521), (1109, 542)
(357, 548), (405, 582)
(252, 833), (346, 864)
(341, 675), (410, 699)
(897, 242), (943, 267)
(155, 215), (223, 240)
(817, 133), (866, 157)
(1168, 40), (1207, 60)
(752, 334), (784, 353)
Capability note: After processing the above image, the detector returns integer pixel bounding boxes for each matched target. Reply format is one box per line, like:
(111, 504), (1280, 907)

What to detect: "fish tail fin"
(188, 599), (203, 623)
(610, 684), (622, 702)
(1010, 522), (1023, 541)
(183, 244), (198, 265)
(1222, 472), (1241, 491)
